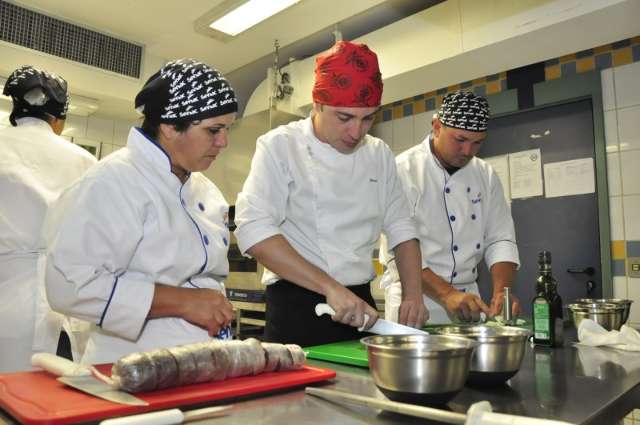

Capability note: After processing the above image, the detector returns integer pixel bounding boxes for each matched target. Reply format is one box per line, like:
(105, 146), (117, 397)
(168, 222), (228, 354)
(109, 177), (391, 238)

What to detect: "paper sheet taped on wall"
(543, 158), (595, 198)
(508, 148), (543, 199)
(484, 154), (511, 204)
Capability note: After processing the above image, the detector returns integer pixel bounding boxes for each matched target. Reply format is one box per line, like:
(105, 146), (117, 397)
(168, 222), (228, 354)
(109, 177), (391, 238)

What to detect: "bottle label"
(533, 302), (551, 340)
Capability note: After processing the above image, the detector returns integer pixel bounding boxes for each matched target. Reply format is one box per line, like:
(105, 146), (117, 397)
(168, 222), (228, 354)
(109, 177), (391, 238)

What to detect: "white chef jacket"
(381, 134), (519, 323)
(45, 127), (231, 364)
(0, 118), (96, 372)
(235, 117), (417, 286)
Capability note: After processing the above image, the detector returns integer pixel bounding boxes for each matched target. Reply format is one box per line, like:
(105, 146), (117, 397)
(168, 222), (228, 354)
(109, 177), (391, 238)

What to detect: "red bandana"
(312, 41), (383, 107)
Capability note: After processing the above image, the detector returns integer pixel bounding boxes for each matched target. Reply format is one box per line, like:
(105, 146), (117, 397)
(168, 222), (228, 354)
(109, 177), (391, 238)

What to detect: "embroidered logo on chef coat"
(471, 191), (482, 204)
(216, 325), (232, 340)
(223, 211), (229, 226)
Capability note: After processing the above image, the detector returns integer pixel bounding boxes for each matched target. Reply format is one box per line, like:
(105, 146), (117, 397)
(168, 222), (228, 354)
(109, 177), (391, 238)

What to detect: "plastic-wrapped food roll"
(111, 339), (305, 393)
(111, 352), (157, 393)
(225, 338), (265, 378)
(167, 345), (199, 387)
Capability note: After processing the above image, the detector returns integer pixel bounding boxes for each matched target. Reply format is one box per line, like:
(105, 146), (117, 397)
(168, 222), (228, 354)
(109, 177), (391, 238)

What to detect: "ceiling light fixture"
(196, 0), (301, 41)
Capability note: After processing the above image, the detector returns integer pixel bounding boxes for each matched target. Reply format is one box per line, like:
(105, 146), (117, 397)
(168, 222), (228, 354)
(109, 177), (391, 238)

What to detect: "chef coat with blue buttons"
(380, 134), (519, 317)
(45, 127), (231, 364)
(235, 117), (417, 287)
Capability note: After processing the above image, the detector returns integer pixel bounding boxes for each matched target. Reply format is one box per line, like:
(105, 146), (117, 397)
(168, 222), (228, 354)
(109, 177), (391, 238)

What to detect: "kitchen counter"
(2, 333), (639, 425)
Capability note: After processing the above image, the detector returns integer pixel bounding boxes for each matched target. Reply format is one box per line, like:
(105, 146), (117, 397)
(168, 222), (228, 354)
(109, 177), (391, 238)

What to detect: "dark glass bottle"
(532, 251), (564, 347)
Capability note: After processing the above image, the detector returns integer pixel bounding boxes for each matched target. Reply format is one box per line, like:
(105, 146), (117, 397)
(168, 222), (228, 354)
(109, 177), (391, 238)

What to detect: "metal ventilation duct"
(0, 0), (142, 78)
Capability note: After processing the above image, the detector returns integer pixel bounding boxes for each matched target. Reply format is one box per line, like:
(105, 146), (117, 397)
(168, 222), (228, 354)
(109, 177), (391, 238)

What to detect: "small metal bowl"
(575, 298), (633, 324)
(567, 303), (626, 331)
(433, 325), (530, 386)
(361, 334), (478, 406)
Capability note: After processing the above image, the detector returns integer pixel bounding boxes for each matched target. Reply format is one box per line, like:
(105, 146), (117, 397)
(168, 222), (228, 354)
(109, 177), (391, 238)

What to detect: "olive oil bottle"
(532, 251), (564, 347)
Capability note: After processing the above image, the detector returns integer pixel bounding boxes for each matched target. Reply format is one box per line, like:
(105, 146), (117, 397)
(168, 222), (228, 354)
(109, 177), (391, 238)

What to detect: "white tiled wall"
(61, 112), (137, 159)
(602, 60), (640, 326)
(370, 109), (436, 155)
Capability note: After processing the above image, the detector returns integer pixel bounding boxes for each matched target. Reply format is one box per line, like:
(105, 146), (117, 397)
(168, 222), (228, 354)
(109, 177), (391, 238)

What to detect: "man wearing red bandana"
(235, 41), (428, 346)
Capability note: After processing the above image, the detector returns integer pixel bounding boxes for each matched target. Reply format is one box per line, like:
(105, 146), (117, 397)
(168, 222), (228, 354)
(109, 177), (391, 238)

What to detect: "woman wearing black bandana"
(0, 66), (96, 372)
(44, 59), (238, 364)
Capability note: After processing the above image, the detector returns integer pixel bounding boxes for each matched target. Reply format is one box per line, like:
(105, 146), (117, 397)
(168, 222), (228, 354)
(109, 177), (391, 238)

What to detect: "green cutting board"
(304, 321), (531, 368)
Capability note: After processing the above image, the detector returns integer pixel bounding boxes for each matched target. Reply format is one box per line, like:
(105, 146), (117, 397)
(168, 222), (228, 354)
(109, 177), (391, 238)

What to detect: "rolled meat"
(111, 338), (305, 393)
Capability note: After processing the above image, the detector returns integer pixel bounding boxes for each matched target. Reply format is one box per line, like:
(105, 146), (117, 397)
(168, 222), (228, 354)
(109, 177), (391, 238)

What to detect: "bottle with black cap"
(532, 251), (564, 347)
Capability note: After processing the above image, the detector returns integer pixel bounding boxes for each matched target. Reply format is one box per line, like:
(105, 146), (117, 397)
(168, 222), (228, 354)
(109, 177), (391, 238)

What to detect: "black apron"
(264, 279), (376, 347)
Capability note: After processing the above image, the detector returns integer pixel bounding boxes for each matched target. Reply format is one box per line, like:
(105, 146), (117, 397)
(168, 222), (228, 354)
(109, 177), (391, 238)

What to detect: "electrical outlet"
(628, 257), (640, 278)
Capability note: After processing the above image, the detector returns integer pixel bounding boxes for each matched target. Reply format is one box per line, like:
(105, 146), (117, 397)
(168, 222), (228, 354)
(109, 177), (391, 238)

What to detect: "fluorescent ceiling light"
(209, 0), (300, 36)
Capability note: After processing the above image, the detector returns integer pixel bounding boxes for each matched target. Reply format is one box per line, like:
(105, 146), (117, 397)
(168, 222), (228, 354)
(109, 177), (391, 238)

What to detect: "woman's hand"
(149, 284), (235, 336)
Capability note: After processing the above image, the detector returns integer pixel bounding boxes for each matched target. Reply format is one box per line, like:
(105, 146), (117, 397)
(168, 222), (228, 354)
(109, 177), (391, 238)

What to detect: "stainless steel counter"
(2, 334), (639, 424)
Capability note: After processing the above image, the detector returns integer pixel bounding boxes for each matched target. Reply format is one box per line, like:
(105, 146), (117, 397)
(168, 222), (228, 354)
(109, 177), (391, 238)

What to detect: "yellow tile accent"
(374, 110), (384, 124)
(499, 71), (507, 79)
(414, 99), (426, 114)
(425, 90), (436, 98)
(373, 260), (383, 275)
(392, 105), (403, 120)
(447, 84), (460, 92)
(472, 78), (485, 85)
(559, 54), (575, 64)
(613, 48), (633, 67)
(486, 81), (501, 95)
(594, 44), (611, 55)
(545, 65), (561, 80)
(576, 57), (595, 73)
(612, 240), (626, 260)
(632, 36), (640, 45)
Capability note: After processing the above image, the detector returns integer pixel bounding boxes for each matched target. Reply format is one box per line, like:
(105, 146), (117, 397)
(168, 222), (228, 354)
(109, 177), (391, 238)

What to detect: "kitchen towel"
(577, 319), (640, 351)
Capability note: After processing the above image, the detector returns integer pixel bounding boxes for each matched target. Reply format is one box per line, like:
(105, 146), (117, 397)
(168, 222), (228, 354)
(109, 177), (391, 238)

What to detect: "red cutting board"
(0, 364), (335, 425)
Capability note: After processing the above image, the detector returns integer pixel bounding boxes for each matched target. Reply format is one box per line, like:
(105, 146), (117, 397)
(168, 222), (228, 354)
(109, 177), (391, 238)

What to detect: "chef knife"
(314, 303), (428, 335)
(31, 353), (149, 406)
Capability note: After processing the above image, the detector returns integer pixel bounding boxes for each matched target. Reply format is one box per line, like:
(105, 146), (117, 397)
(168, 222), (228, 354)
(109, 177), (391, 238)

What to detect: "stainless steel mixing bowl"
(360, 334), (478, 406)
(568, 303), (625, 331)
(433, 325), (530, 386)
(575, 298), (633, 324)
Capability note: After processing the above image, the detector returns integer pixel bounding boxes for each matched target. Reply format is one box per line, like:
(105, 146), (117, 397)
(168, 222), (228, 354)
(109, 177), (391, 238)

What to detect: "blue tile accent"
(595, 53), (613, 70)
(626, 241), (640, 257)
(612, 259), (626, 276)
(403, 103), (413, 117)
(576, 49), (594, 59)
(545, 58), (560, 66)
(413, 94), (425, 101)
(613, 39), (631, 49)
(426, 97), (436, 110)
(633, 45), (640, 62)
(437, 88), (447, 95)
(561, 62), (576, 77)
(487, 73), (500, 81)
(382, 109), (392, 121)
(461, 80), (473, 88)
(473, 85), (486, 96)
(501, 79), (508, 92)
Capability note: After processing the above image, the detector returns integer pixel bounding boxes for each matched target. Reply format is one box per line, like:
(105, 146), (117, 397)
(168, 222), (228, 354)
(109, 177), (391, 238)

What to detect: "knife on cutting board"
(31, 353), (148, 406)
(314, 303), (428, 336)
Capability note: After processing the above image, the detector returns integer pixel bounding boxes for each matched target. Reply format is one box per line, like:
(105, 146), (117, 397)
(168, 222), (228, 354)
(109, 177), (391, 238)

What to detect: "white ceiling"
(1, 0), (434, 119)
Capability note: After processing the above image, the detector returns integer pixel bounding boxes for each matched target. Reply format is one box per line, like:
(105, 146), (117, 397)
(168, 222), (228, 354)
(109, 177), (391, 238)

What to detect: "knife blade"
(31, 353), (149, 406)
(314, 303), (428, 336)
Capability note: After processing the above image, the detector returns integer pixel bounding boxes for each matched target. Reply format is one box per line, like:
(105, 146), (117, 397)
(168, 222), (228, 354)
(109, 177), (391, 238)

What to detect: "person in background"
(234, 41), (428, 347)
(0, 66), (96, 372)
(381, 91), (520, 324)
(45, 59), (236, 364)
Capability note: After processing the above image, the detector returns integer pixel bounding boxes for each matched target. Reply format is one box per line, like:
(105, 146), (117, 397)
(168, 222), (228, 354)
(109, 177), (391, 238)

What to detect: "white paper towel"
(577, 319), (640, 351)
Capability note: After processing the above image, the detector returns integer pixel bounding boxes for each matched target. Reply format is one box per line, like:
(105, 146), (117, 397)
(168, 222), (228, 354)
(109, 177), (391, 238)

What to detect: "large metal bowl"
(433, 325), (530, 386)
(360, 334), (478, 406)
(567, 303), (626, 331)
(575, 298), (633, 324)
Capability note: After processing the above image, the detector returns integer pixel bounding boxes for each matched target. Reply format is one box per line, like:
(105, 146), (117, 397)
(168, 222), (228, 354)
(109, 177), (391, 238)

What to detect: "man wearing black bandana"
(381, 91), (520, 324)
(0, 66), (96, 372)
(45, 59), (237, 364)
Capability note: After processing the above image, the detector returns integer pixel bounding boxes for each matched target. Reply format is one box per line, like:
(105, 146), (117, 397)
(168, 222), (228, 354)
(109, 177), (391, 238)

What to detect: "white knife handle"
(314, 303), (370, 332)
(100, 409), (184, 425)
(31, 353), (91, 377)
